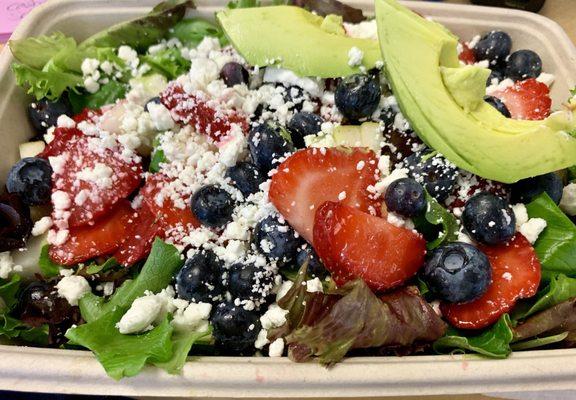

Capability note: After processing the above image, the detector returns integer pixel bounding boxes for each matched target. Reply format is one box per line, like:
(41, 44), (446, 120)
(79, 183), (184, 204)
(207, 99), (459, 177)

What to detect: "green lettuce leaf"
(79, 238), (183, 323)
(66, 306), (174, 380)
(84, 257), (119, 275)
(511, 332), (569, 351)
(413, 192), (459, 250)
(149, 135), (166, 173)
(525, 193), (576, 280)
(68, 80), (128, 114)
(433, 314), (514, 359)
(12, 61), (84, 101)
(142, 48), (191, 80)
(275, 265), (446, 364)
(0, 275), (22, 311)
(512, 274), (576, 320)
(168, 18), (227, 47)
(79, 0), (195, 52)
(9, 32), (76, 70)
(38, 245), (62, 278)
(153, 326), (212, 374)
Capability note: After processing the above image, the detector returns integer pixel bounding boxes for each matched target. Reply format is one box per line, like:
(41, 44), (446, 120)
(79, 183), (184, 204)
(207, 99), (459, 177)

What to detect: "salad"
(1, 0), (576, 380)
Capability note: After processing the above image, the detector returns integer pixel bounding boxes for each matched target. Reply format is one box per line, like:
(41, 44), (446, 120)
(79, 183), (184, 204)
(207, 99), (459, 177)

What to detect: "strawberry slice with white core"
(491, 78), (551, 121)
(160, 83), (249, 142)
(313, 201), (427, 292)
(269, 147), (381, 243)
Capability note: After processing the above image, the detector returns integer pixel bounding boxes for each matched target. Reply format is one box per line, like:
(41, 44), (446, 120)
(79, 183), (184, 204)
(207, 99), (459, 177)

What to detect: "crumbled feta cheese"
(343, 20), (378, 40)
(512, 203), (529, 228)
(171, 302), (212, 332)
(118, 45), (139, 69)
(76, 163), (114, 189)
(32, 216), (53, 236)
(275, 280), (293, 301)
(263, 68), (324, 97)
(519, 218), (547, 244)
(347, 46), (364, 67)
(306, 278), (324, 293)
(57, 115), (76, 129)
(102, 282), (114, 296)
(84, 77), (100, 94)
(51, 191), (71, 210)
(457, 230), (474, 244)
(268, 338), (285, 357)
(560, 183), (576, 216)
(116, 296), (163, 334)
(49, 154), (68, 175)
(254, 328), (270, 349)
(536, 73), (555, 87)
(260, 304), (289, 330)
(56, 275), (91, 306)
(0, 252), (22, 279)
(147, 102), (175, 131)
(486, 78), (514, 96)
(338, 191), (347, 201)
(81, 58), (100, 76)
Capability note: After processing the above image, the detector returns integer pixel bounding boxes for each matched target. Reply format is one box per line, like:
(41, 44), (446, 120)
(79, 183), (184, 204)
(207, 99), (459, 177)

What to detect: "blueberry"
(211, 302), (261, 355)
(484, 96), (511, 118)
(7, 157), (53, 206)
(176, 250), (224, 303)
(286, 112), (323, 148)
(422, 242), (492, 303)
(220, 62), (249, 87)
(228, 263), (274, 299)
(486, 68), (505, 86)
(335, 74), (381, 122)
(27, 98), (72, 134)
(473, 31), (512, 66)
(254, 216), (301, 264)
(462, 192), (516, 245)
(295, 244), (328, 279)
(385, 178), (427, 218)
(190, 185), (235, 228)
(404, 150), (459, 202)
(506, 50), (542, 81)
(0, 193), (32, 252)
(510, 172), (564, 205)
(248, 121), (294, 173)
(226, 162), (265, 197)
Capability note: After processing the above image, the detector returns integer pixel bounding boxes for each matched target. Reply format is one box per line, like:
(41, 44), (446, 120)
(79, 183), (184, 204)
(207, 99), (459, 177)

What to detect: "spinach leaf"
(413, 192), (459, 249)
(79, 0), (195, 52)
(38, 245), (62, 278)
(79, 239), (183, 323)
(84, 257), (119, 275)
(433, 314), (514, 359)
(168, 18), (227, 47)
(68, 80), (128, 114)
(0, 275), (22, 311)
(66, 306), (174, 380)
(149, 136), (166, 173)
(512, 274), (576, 320)
(525, 193), (576, 280)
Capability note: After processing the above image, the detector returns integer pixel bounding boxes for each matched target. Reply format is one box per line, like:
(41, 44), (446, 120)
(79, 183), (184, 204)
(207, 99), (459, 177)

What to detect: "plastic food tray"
(0, 0), (575, 397)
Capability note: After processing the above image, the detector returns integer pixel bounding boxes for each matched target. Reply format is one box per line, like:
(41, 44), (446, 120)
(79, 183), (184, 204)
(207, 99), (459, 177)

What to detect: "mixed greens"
(0, 0), (576, 381)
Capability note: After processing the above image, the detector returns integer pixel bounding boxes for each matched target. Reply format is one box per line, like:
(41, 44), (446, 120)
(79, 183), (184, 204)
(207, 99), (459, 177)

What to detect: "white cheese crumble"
(519, 218), (547, 244)
(56, 115), (76, 129)
(343, 20), (378, 40)
(147, 102), (175, 131)
(171, 302), (212, 332)
(263, 67), (324, 98)
(268, 338), (285, 357)
(260, 304), (289, 330)
(32, 216), (53, 236)
(347, 46), (364, 67)
(306, 278), (324, 293)
(116, 295), (163, 334)
(56, 275), (91, 306)
(560, 183), (576, 216)
(0, 252), (23, 279)
(512, 203), (529, 229)
(255, 328), (270, 349)
(536, 72), (555, 87)
(76, 163), (114, 189)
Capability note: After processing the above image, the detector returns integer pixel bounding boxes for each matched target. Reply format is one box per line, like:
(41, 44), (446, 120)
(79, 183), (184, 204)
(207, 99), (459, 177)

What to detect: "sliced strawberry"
(38, 127), (84, 159)
(313, 201), (426, 292)
(441, 234), (541, 330)
(160, 83), (249, 142)
(458, 42), (476, 65)
(72, 108), (102, 124)
(114, 174), (200, 266)
(47, 129), (142, 228)
(269, 147), (380, 243)
(114, 202), (163, 266)
(491, 78), (551, 120)
(49, 201), (134, 265)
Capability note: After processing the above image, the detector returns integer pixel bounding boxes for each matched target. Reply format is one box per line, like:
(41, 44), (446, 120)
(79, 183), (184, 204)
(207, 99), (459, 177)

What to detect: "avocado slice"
(216, 6), (382, 78)
(375, 0), (576, 183)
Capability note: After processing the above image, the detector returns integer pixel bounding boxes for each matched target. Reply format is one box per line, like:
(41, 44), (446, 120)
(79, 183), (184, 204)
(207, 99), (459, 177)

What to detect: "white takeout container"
(0, 0), (575, 397)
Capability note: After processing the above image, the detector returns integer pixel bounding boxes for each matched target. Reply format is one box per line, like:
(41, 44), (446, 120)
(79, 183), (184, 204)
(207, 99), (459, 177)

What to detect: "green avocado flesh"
(375, 0), (576, 183)
(217, 6), (382, 78)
